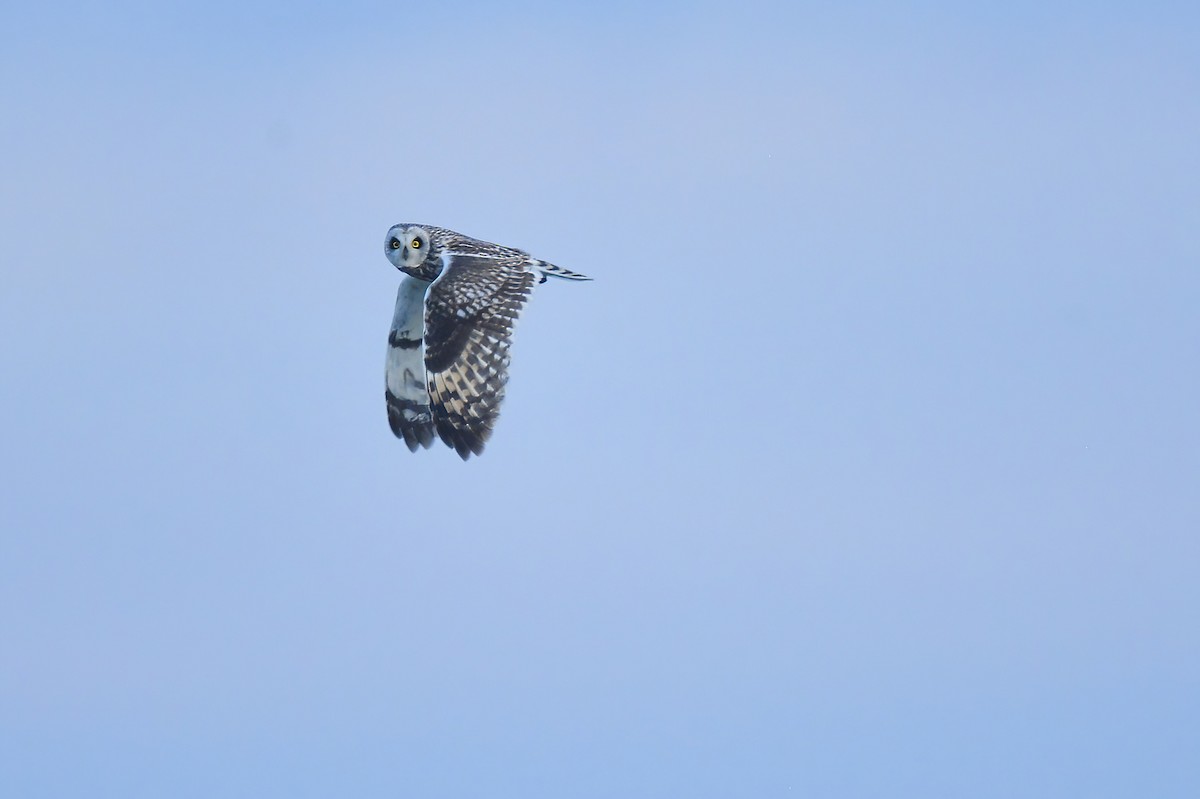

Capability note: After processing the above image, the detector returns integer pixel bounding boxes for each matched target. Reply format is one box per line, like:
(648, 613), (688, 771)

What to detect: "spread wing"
(423, 253), (539, 459)
(384, 275), (436, 451)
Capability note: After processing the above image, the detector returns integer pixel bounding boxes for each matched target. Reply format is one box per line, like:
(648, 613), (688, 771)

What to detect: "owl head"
(385, 223), (441, 281)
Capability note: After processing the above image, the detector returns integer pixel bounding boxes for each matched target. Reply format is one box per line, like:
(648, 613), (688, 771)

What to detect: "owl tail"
(532, 259), (591, 282)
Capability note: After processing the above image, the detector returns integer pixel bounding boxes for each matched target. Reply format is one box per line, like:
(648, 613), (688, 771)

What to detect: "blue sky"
(2, 2), (1198, 796)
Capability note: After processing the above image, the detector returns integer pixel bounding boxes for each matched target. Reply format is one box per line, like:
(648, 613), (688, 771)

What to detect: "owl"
(384, 223), (590, 460)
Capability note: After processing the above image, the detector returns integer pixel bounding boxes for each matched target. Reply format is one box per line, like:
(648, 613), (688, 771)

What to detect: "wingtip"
(535, 260), (592, 282)
(454, 435), (486, 461)
(437, 424), (488, 461)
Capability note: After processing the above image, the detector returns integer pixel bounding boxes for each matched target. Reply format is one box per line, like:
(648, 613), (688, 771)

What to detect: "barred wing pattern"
(384, 276), (436, 451)
(423, 254), (539, 459)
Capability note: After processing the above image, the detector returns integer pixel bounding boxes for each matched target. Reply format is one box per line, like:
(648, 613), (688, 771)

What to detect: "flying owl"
(383, 223), (590, 460)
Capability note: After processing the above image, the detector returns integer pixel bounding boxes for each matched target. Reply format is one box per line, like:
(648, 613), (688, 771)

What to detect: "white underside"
(385, 275), (431, 407)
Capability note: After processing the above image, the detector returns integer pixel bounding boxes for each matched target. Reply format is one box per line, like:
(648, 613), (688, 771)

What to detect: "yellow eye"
(411, 238), (422, 249)
(389, 238), (401, 249)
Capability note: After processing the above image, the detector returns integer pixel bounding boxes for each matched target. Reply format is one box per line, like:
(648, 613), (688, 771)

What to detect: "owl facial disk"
(385, 224), (431, 275)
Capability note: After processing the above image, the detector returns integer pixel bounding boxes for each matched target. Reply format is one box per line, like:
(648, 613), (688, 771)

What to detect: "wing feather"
(423, 254), (538, 459)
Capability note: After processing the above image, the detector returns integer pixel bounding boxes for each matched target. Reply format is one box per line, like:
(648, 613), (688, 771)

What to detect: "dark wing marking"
(385, 276), (436, 451)
(423, 254), (538, 459)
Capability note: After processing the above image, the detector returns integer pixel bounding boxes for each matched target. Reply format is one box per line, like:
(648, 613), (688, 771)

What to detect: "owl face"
(385, 224), (440, 280)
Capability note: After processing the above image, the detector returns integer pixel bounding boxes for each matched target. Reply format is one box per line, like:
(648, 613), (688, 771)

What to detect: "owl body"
(383, 223), (589, 460)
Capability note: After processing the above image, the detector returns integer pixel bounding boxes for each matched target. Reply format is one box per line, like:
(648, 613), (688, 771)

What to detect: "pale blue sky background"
(2, 1), (1198, 796)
